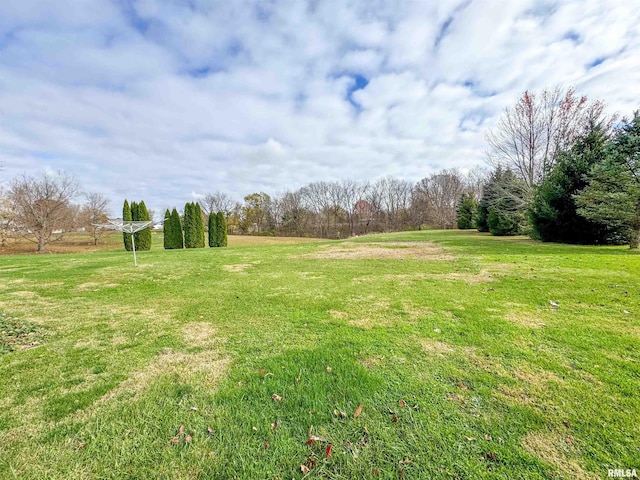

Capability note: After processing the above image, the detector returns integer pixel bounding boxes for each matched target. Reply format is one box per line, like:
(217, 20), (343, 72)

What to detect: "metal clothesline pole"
(93, 219), (154, 266)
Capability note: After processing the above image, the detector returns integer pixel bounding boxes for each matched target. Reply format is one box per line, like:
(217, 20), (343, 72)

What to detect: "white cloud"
(0, 0), (639, 215)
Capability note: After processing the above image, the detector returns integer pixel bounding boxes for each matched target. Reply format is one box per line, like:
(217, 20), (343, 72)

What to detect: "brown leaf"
(300, 465), (310, 474)
(270, 422), (278, 430)
(412, 404), (419, 411)
(485, 452), (497, 462)
(398, 399), (407, 408)
(309, 434), (328, 443)
(185, 434), (192, 443)
(259, 369), (265, 374)
(484, 434), (492, 441)
(391, 414), (399, 423)
(562, 420), (571, 429)
(465, 436), (476, 442)
(264, 441), (270, 449)
(326, 366), (332, 372)
(271, 393), (283, 402)
(456, 383), (468, 391)
(354, 403), (364, 419)
(178, 425), (185, 435)
(207, 427), (213, 435)
(168, 435), (180, 445)
(372, 468), (381, 475)
(565, 436), (573, 444)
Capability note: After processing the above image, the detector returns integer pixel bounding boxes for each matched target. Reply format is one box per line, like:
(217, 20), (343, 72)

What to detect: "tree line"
(471, 87), (639, 249)
(159, 202), (227, 250)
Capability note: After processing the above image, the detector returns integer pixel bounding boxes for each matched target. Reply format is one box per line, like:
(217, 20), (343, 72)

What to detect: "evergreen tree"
(576, 112), (640, 249)
(184, 202), (195, 248)
(123, 199), (133, 251)
(530, 125), (616, 244)
(217, 210), (228, 247)
(456, 193), (477, 229)
(134, 200), (152, 250)
(194, 202), (205, 247)
(476, 167), (527, 236)
(208, 211), (219, 247)
(163, 209), (171, 249)
(170, 208), (184, 249)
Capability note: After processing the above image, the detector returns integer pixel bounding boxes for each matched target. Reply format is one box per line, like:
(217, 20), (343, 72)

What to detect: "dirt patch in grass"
(420, 338), (455, 356)
(222, 264), (252, 273)
(299, 242), (455, 261)
(358, 355), (385, 369)
(505, 311), (547, 328)
(101, 349), (230, 402)
(521, 431), (597, 479)
(74, 282), (120, 292)
(182, 322), (223, 348)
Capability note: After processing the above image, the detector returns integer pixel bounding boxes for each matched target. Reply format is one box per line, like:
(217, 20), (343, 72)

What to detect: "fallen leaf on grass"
(465, 437), (476, 442)
(271, 393), (283, 402)
(325, 444), (333, 458)
(484, 434), (492, 441)
(185, 434), (192, 443)
(207, 427), (213, 435)
(333, 409), (347, 418)
(456, 382), (468, 391)
(326, 366), (332, 372)
(398, 399), (407, 408)
(391, 415), (399, 423)
(308, 434), (328, 443)
(372, 468), (381, 475)
(300, 465), (310, 474)
(264, 441), (270, 449)
(354, 404), (364, 418)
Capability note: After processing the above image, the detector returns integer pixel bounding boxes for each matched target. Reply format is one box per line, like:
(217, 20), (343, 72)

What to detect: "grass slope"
(0, 230), (638, 479)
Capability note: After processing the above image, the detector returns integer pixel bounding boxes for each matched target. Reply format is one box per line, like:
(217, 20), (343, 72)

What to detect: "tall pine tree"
(163, 209), (171, 249)
(208, 211), (219, 247)
(194, 202), (205, 248)
(183, 202), (194, 248)
(123, 199), (133, 251)
(134, 200), (152, 250)
(171, 208), (184, 249)
(217, 211), (227, 247)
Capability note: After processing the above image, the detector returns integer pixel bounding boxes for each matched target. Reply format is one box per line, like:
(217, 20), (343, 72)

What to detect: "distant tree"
(216, 210), (227, 247)
(487, 87), (609, 192)
(200, 192), (235, 219)
(414, 169), (467, 229)
(456, 193), (477, 229)
(194, 202), (205, 247)
(529, 124), (618, 244)
(575, 112), (640, 248)
(241, 192), (272, 234)
(476, 167), (527, 236)
(123, 200), (133, 251)
(0, 187), (15, 247)
(208, 208), (219, 247)
(8, 171), (80, 253)
(81, 193), (110, 246)
(170, 208), (184, 249)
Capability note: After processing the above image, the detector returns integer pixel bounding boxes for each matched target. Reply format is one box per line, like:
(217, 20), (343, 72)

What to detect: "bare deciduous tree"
(81, 192), (110, 245)
(414, 169), (466, 229)
(200, 192), (235, 218)
(9, 170), (80, 253)
(486, 87), (609, 191)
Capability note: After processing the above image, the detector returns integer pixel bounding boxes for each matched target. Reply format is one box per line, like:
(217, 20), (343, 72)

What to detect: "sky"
(1, 0), (639, 216)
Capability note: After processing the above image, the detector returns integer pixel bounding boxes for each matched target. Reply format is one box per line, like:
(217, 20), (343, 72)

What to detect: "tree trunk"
(37, 237), (46, 253)
(630, 228), (639, 249)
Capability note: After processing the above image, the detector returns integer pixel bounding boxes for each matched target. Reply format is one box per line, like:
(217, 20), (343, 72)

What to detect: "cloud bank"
(1, 0), (638, 214)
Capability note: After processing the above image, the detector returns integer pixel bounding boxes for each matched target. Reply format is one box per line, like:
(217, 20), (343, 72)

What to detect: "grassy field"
(0, 230), (638, 479)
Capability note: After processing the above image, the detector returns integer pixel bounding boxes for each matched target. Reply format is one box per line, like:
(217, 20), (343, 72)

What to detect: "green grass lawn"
(0, 230), (638, 479)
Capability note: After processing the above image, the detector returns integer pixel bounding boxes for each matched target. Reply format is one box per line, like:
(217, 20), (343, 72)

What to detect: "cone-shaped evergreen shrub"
(134, 200), (152, 250)
(194, 202), (205, 248)
(171, 208), (184, 249)
(123, 199), (133, 251)
(183, 202), (193, 248)
(163, 209), (171, 249)
(217, 211), (227, 247)
(208, 212), (219, 247)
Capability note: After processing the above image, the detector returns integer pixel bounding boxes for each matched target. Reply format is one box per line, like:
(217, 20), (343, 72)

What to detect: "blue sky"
(0, 0), (639, 215)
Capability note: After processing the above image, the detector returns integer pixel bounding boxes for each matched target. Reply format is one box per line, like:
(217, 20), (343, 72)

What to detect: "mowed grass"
(0, 230), (638, 479)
